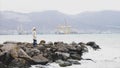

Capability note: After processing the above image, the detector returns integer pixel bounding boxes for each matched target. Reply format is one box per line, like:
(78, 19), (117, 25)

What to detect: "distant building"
(56, 24), (71, 34)
(17, 24), (27, 35)
(55, 19), (78, 34)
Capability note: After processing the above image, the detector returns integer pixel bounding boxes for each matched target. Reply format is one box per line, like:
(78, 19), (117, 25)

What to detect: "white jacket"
(32, 30), (37, 40)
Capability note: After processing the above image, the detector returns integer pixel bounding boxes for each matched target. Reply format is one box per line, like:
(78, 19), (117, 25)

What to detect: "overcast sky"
(0, 0), (120, 14)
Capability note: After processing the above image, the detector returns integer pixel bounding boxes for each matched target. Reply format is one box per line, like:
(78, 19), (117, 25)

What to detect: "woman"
(32, 27), (37, 47)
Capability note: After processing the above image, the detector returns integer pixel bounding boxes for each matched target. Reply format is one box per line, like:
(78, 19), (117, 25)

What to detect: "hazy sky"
(1, 0), (120, 14)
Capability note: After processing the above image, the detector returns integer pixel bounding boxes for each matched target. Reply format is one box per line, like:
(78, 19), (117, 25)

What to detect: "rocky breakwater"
(0, 41), (100, 68)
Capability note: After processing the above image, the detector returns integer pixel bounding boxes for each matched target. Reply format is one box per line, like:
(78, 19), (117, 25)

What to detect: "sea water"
(0, 34), (120, 68)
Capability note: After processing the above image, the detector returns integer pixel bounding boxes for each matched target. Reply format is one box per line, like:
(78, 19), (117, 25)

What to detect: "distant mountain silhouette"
(0, 10), (120, 34)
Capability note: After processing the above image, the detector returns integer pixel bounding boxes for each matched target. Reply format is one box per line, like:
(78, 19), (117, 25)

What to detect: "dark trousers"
(33, 39), (37, 47)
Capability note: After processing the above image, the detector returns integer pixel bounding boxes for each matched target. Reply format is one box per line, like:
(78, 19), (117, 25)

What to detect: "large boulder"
(0, 44), (47, 67)
(26, 48), (40, 57)
(8, 58), (30, 68)
(32, 54), (49, 65)
(0, 44), (19, 65)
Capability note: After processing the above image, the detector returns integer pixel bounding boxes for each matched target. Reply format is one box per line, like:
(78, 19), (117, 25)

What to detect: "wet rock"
(26, 48), (40, 57)
(57, 47), (69, 52)
(71, 41), (78, 47)
(30, 65), (49, 68)
(59, 61), (72, 67)
(37, 45), (46, 54)
(86, 41), (101, 50)
(55, 59), (64, 64)
(66, 45), (76, 51)
(0, 44), (19, 65)
(55, 52), (70, 60)
(79, 44), (88, 53)
(53, 42), (69, 52)
(70, 53), (82, 60)
(67, 59), (81, 64)
(78, 42), (86, 45)
(0, 62), (7, 68)
(8, 58), (30, 68)
(32, 54), (49, 65)
(0, 44), (43, 67)
(56, 60), (72, 67)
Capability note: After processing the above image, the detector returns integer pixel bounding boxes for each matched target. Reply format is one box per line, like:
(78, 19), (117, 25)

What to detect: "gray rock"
(32, 54), (49, 65)
(56, 60), (72, 67)
(59, 61), (72, 67)
(67, 59), (81, 64)
(70, 53), (82, 60)
(0, 62), (7, 68)
(55, 52), (70, 60)
(26, 48), (40, 57)
(86, 41), (101, 50)
(55, 59), (64, 63)
(8, 58), (30, 68)
(71, 41), (78, 46)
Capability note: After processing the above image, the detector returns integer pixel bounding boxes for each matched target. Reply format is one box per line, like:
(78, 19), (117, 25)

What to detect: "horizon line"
(0, 10), (120, 15)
